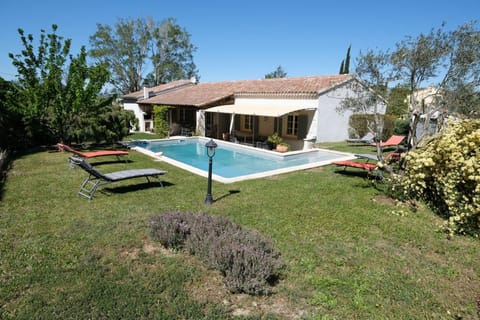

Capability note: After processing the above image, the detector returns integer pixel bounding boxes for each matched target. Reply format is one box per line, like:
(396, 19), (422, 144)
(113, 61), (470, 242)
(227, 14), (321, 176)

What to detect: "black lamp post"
(204, 139), (217, 205)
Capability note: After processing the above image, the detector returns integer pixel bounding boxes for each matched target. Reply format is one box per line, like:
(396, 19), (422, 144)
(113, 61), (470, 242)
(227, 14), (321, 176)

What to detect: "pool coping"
(130, 136), (356, 183)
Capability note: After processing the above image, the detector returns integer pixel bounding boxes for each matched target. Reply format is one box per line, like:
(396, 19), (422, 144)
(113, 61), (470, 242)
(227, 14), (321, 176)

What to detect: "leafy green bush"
(348, 114), (396, 140)
(393, 118), (410, 136)
(395, 119), (480, 236)
(153, 105), (170, 138)
(149, 212), (284, 295)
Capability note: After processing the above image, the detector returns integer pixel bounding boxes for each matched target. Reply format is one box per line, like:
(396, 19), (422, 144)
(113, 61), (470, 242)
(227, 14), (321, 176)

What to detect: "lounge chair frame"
(69, 157), (166, 199)
(346, 132), (375, 144)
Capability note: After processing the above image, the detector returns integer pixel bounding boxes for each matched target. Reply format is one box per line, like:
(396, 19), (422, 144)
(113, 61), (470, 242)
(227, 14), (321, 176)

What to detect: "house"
(406, 86), (444, 138)
(406, 86), (443, 112)
(121, 74), (386, 149)
(122, 79), (196, 132)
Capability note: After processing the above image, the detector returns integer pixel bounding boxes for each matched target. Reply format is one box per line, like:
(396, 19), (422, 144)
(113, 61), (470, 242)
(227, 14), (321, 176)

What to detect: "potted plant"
(268, 133), (289, 152)
(276, 142), (289, 152)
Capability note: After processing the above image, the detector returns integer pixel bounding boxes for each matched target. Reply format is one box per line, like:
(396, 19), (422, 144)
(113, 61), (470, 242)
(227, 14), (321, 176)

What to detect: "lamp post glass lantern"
(204, 139), (217, 204)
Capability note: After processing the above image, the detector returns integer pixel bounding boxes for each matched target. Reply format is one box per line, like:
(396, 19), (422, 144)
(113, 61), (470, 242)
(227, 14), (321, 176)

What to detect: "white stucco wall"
(123, 102), (145, 132)
(315, 84), (386, 142)
(316, 86), (352, 142)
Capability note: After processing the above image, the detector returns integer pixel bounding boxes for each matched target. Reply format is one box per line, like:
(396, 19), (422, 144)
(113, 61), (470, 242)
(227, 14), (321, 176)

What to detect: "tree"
(8, 25), (134, 146)
(387, 84), (409, 116)
(89, 17), (199, 93)
(147, 18), (198, 85)
(89, 18), (150, 94)
(390, 24), (449, 148)
(9, 25), (73, 146)
(341, 22), (480, 154)
(0, 77), (24, 150)
(339, 45), (351, 74)
(439, 21), (480, 118)
(337, 49), (391, 160)
(265, 65), (287, 79)
(391, 21), (480, 149)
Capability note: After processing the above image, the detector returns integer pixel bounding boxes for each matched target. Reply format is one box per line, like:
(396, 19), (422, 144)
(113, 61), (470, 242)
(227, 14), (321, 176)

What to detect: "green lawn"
(0, 142), (479, 319)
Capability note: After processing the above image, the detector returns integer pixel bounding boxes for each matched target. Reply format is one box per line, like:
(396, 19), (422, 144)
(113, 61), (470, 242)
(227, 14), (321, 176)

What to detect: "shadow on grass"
(213, 189), (241, 203)
(102, 181), (174, 195)
(332, 168), (383, 181)
(0, 154), (10, 201)
(90, 159), (134, 166)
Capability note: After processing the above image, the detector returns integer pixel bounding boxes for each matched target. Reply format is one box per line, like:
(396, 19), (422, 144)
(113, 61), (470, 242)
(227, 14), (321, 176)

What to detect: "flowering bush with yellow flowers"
(397, 119), (480, 236)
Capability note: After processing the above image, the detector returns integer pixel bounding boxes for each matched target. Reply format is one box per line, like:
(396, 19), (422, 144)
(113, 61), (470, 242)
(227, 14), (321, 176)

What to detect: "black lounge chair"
(69, 156), (167, 199)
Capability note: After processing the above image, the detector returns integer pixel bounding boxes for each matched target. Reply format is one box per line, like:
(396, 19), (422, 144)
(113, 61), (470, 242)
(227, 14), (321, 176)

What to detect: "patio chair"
(346, 132), (375, 144)
(370, 135), (405, 148)
(69, 156), (167, 199)
(331, 154), (381, 178)
(57, 143), (128, 161)
(332, 148), (405, 178)
(332, 160), (378, 172)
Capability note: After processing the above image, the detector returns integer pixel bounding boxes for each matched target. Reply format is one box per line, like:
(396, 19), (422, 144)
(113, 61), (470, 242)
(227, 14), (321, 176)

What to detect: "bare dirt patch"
(187, 265), (307, 319)
(119, 238), (177, 260)
(371, 194), (397, 206)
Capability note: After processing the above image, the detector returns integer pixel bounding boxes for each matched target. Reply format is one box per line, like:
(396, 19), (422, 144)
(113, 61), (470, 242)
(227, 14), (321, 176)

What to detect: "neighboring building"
(121, 74), (386, 148)
(406, 86), (443, 112)
(406, 86), (444, 138)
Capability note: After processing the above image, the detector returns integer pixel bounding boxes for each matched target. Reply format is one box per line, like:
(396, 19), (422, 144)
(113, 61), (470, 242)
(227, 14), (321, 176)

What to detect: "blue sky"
(1, 0), (479, 83)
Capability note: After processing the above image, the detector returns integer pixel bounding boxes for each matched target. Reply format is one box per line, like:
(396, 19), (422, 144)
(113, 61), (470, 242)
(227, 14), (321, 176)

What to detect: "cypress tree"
(339, 60), (345, 74)
(339, 45), (351, 74)
(344, 45), (351, 74)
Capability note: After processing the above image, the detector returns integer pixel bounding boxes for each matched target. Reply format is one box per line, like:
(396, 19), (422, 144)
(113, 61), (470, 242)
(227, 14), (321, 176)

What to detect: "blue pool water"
(130, 138), (349, 181)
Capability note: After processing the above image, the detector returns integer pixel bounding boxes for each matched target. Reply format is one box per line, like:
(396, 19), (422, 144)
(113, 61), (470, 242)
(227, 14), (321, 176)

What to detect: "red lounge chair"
(332, 160), (377, 172)
(332, 153), (382, 178)
(57, 143), (128, 160)
(371, 135), (405, 148)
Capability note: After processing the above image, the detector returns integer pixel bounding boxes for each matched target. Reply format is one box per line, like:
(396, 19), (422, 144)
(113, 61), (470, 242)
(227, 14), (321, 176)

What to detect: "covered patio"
(204, 103), (316, 151)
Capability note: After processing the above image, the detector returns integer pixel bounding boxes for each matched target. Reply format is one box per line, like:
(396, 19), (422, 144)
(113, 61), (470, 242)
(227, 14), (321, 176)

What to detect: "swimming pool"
(130, 137), (354, 183)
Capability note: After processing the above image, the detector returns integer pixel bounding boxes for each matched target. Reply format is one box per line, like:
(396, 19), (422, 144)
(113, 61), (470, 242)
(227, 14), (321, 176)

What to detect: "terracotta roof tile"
(139, 74), (353, 107)
(122, 80), (194, 99)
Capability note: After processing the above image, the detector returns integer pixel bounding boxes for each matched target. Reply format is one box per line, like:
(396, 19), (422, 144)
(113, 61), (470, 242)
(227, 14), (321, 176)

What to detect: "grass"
(0, 140), (479, 319)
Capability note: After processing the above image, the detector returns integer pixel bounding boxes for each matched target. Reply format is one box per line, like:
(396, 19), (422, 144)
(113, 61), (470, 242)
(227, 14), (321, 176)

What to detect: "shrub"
(394, 119), (480, 236)
(149, 212), (191, 249)
(153, 105), (170, 138)
(149, 212), (284, 295)
(348, 114), (396, 140)
(184, 213), (238, 261)
(393, 118), (410, 136)
(213, 229), (284, 295)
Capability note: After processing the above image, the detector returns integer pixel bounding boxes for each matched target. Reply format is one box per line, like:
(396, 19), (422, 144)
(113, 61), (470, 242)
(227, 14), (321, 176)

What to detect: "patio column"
(229, 112), (235, 135)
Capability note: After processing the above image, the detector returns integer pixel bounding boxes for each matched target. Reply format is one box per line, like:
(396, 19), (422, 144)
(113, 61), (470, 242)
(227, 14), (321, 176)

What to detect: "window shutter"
(234, 115), (240, 131)
(274, 117), (283, 135)
(297, 115), (308, 139)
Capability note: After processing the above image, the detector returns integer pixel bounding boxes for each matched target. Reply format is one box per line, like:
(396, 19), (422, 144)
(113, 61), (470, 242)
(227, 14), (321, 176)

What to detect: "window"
(243, 115), (253, 131)
(286, 115), (298, 136)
